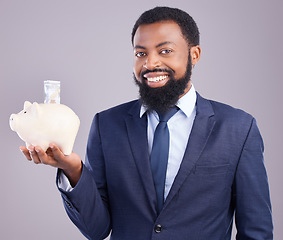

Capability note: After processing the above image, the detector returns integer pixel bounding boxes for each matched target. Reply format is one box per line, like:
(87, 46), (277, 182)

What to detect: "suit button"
(154, 224), (162, 233)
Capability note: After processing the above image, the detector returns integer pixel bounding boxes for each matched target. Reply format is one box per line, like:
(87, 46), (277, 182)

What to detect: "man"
(21, 6), (273, 240)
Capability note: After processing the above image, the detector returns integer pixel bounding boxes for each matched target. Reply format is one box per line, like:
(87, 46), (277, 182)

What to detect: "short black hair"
(131, 6), (200, 47)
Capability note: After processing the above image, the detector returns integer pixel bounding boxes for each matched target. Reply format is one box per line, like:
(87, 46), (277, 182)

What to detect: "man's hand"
(20, 143), (82, 187)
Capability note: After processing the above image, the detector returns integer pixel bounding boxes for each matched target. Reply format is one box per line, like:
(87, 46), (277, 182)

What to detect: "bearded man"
(21, 6), (273, 240)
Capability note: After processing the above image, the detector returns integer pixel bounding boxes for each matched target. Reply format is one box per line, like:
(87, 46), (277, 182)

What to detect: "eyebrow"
(156, 41), (175, 48)
(134, 41), (176, 50)
(134, 45), (146, 50)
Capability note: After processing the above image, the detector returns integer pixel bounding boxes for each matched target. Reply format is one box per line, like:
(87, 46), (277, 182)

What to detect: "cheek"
(172, 55), (189, 78)
(133, 60), (143, 80)
(175, 64), (188, 78)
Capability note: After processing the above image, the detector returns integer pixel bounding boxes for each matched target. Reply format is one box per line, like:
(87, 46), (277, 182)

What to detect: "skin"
(133, 20), (201, 97)
(20, 144), (82, 187)
(20, 20), (201, 187)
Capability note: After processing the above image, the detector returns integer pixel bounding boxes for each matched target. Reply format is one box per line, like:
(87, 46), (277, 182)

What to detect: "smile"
(145, 75), (169, 82)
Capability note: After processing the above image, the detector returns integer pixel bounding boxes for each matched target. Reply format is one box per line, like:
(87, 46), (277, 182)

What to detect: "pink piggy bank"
(9, 101), (80, 155)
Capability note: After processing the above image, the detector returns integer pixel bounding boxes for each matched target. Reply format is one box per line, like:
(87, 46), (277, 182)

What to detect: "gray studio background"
(1, 0), (282, 239)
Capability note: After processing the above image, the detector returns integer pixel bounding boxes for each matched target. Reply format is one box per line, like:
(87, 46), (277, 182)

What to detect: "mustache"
(141, 68), (175, 78)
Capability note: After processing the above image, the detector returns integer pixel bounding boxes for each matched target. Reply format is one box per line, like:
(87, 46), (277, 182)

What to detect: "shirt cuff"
(57, 170), (74, 192)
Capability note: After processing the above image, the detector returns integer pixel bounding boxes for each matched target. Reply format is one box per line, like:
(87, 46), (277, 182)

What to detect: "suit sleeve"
(57, 113), (111, 239)
(234, 118), (273, 239)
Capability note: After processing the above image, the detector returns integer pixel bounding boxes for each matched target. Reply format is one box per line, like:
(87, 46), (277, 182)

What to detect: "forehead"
(133, 20), (187, 48)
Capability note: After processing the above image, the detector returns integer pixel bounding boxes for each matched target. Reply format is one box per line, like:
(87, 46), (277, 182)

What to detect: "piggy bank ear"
(31, 102), (41, 117)
(24, 101), (32, 110)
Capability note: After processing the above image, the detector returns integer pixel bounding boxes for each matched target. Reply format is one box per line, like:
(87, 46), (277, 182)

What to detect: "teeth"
(146, 75), (168, 82)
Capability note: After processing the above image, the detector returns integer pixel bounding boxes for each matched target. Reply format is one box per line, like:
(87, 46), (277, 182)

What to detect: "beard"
(134, 53), (192, 113)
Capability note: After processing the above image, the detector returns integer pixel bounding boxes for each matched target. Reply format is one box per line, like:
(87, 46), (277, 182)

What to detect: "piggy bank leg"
(61, 145), (73, 156)
(26, 142), (32, 149)
(40, 142), (50, 153)
(60, 141), (74, 156)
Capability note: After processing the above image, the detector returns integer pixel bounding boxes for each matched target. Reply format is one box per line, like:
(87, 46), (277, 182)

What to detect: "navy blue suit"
(58, 93), (273, 240)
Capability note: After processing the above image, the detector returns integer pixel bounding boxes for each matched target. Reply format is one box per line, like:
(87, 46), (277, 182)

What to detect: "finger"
(34, 146), (53, 165)
(28, 146), (42, 164)
(19, 146), (32, 161)
(49, 143), (65, 161)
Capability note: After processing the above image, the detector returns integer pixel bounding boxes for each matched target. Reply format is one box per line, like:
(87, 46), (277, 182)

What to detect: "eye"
(24, 111), (27, 113)
(160, 49), (172, 55)
(135, 52), (146, 58)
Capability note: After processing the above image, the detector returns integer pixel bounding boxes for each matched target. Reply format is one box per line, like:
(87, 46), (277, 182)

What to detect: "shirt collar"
(140, 84), (197, 118)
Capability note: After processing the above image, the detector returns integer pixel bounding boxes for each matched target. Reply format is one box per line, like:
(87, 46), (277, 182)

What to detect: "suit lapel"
(125, 101), (157, 211)
(164, 93), (216, 209)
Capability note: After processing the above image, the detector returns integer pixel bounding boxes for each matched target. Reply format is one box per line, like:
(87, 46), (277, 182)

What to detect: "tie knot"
(158, 107), (179, 122)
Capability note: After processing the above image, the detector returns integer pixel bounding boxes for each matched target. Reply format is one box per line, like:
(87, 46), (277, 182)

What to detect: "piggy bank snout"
(9, 114), (16, 131)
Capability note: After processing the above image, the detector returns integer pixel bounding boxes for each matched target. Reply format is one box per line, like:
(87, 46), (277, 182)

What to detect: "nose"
(9, 114), (16, 131)
(143, 53), (161, 70)
(10, 114), (14, 121)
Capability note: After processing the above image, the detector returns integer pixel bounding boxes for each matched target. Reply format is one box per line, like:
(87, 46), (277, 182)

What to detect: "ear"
(31, 102), (41, 117)
(190, 45), (201, 66)
(24, 101), (32, 110)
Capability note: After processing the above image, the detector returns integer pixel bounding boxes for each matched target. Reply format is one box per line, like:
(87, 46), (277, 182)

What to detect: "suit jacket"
(57, 93), (273, 240)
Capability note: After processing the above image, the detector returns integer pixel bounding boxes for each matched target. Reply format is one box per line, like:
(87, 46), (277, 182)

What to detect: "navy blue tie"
(150, 107), (179, 214)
